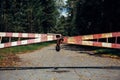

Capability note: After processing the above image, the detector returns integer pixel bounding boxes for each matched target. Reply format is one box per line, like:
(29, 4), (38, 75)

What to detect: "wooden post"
(18, 37), (21, 41)
(0, 37), (2, 43)
(106, 38), (108, 43)
(97, 38), (99, 42)
(115, 37), (117, 43)
(9, 37), (11, 42)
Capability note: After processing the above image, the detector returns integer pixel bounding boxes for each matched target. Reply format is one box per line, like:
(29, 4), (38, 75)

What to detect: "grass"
(0, 41), (55, 60)
(94, 48), (120, 58)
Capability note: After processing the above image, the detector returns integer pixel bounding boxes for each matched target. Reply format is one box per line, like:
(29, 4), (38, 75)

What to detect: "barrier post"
(115, 37), (117, 43)
(55, 36), (64, 52)
(0, 37), (2, 43)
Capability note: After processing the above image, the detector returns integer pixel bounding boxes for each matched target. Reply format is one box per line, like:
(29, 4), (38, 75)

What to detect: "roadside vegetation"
(0, 41), (55, 67)
(93, 48), (120, 59)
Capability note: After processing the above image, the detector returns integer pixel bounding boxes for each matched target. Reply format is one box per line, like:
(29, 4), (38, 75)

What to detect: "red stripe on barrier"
(18, 33), (22, 37)
(41, 34), (47, 42)
(93, 34), (102, 39)
(28, 39), (34, 44)
(112, 32), (120, 37)
(63, 37), (68, 43)
(74, 36), (82, 44)
(112, 44), (120, 49)
(6, 32), (13, 37)
(93, 42), (102, 47)
(28, 33), (35, 38)
(4, 42), (11, 47)
(17, 41), (21, 45)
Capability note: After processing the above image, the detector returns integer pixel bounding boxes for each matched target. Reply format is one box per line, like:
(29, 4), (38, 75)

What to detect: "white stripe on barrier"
(102, 33), (112, 38)
(0, 32), (6, 37)
(0, 44), (4, 48)
(102, 42), (112, 48)
(35, 34), (40, 38)
(11, 42), (18, 46)
(82, 35), (93, 40)
(34, 38), (41, 43)
(22, 33), (28, 38)
(12, 33), (19, 37)
(67, 37), (76, 44)
(21, 40), (28, 45)
(47, 35), (53, 41)
(82, 41), (93, 46)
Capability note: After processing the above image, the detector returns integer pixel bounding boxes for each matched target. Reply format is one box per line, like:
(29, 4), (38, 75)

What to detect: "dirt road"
(0, 44), (120, 80)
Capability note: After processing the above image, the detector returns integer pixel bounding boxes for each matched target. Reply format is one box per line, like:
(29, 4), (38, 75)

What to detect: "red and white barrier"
(82, 32), (120, 40)
(0, 32), (120, 49)
(63, 32), (120, 49)
(0, 32), (61, 38)
(0, 32), (61, 48)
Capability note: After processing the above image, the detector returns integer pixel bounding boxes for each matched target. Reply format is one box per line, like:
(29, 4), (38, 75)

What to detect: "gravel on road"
(0, 44), (120, 80)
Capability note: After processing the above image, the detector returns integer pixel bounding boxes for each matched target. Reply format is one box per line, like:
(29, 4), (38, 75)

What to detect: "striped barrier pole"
(63, 32), (120, 49)
(0, 32), (61, 49)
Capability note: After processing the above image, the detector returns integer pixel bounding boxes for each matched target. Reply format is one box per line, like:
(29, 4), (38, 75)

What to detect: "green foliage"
(67, 0), (120, 35)
(0, 0), (120, 36)
(0, 0), (58, 33)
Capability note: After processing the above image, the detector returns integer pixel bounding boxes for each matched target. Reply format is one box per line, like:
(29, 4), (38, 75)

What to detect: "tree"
(0, 0), (59, 33)
(66, 0), (120, 35)
(41, 0), (58, 33)
(55, 0), (65, 7)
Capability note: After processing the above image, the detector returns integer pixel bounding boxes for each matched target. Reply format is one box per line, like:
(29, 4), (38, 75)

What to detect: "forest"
(0, 0), (120, 36)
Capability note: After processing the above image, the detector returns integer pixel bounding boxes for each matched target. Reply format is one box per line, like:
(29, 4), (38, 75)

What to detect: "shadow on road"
(0, 66), (120, 71)
(62, 44), (98, 51)
(62, 44), (120, 57)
